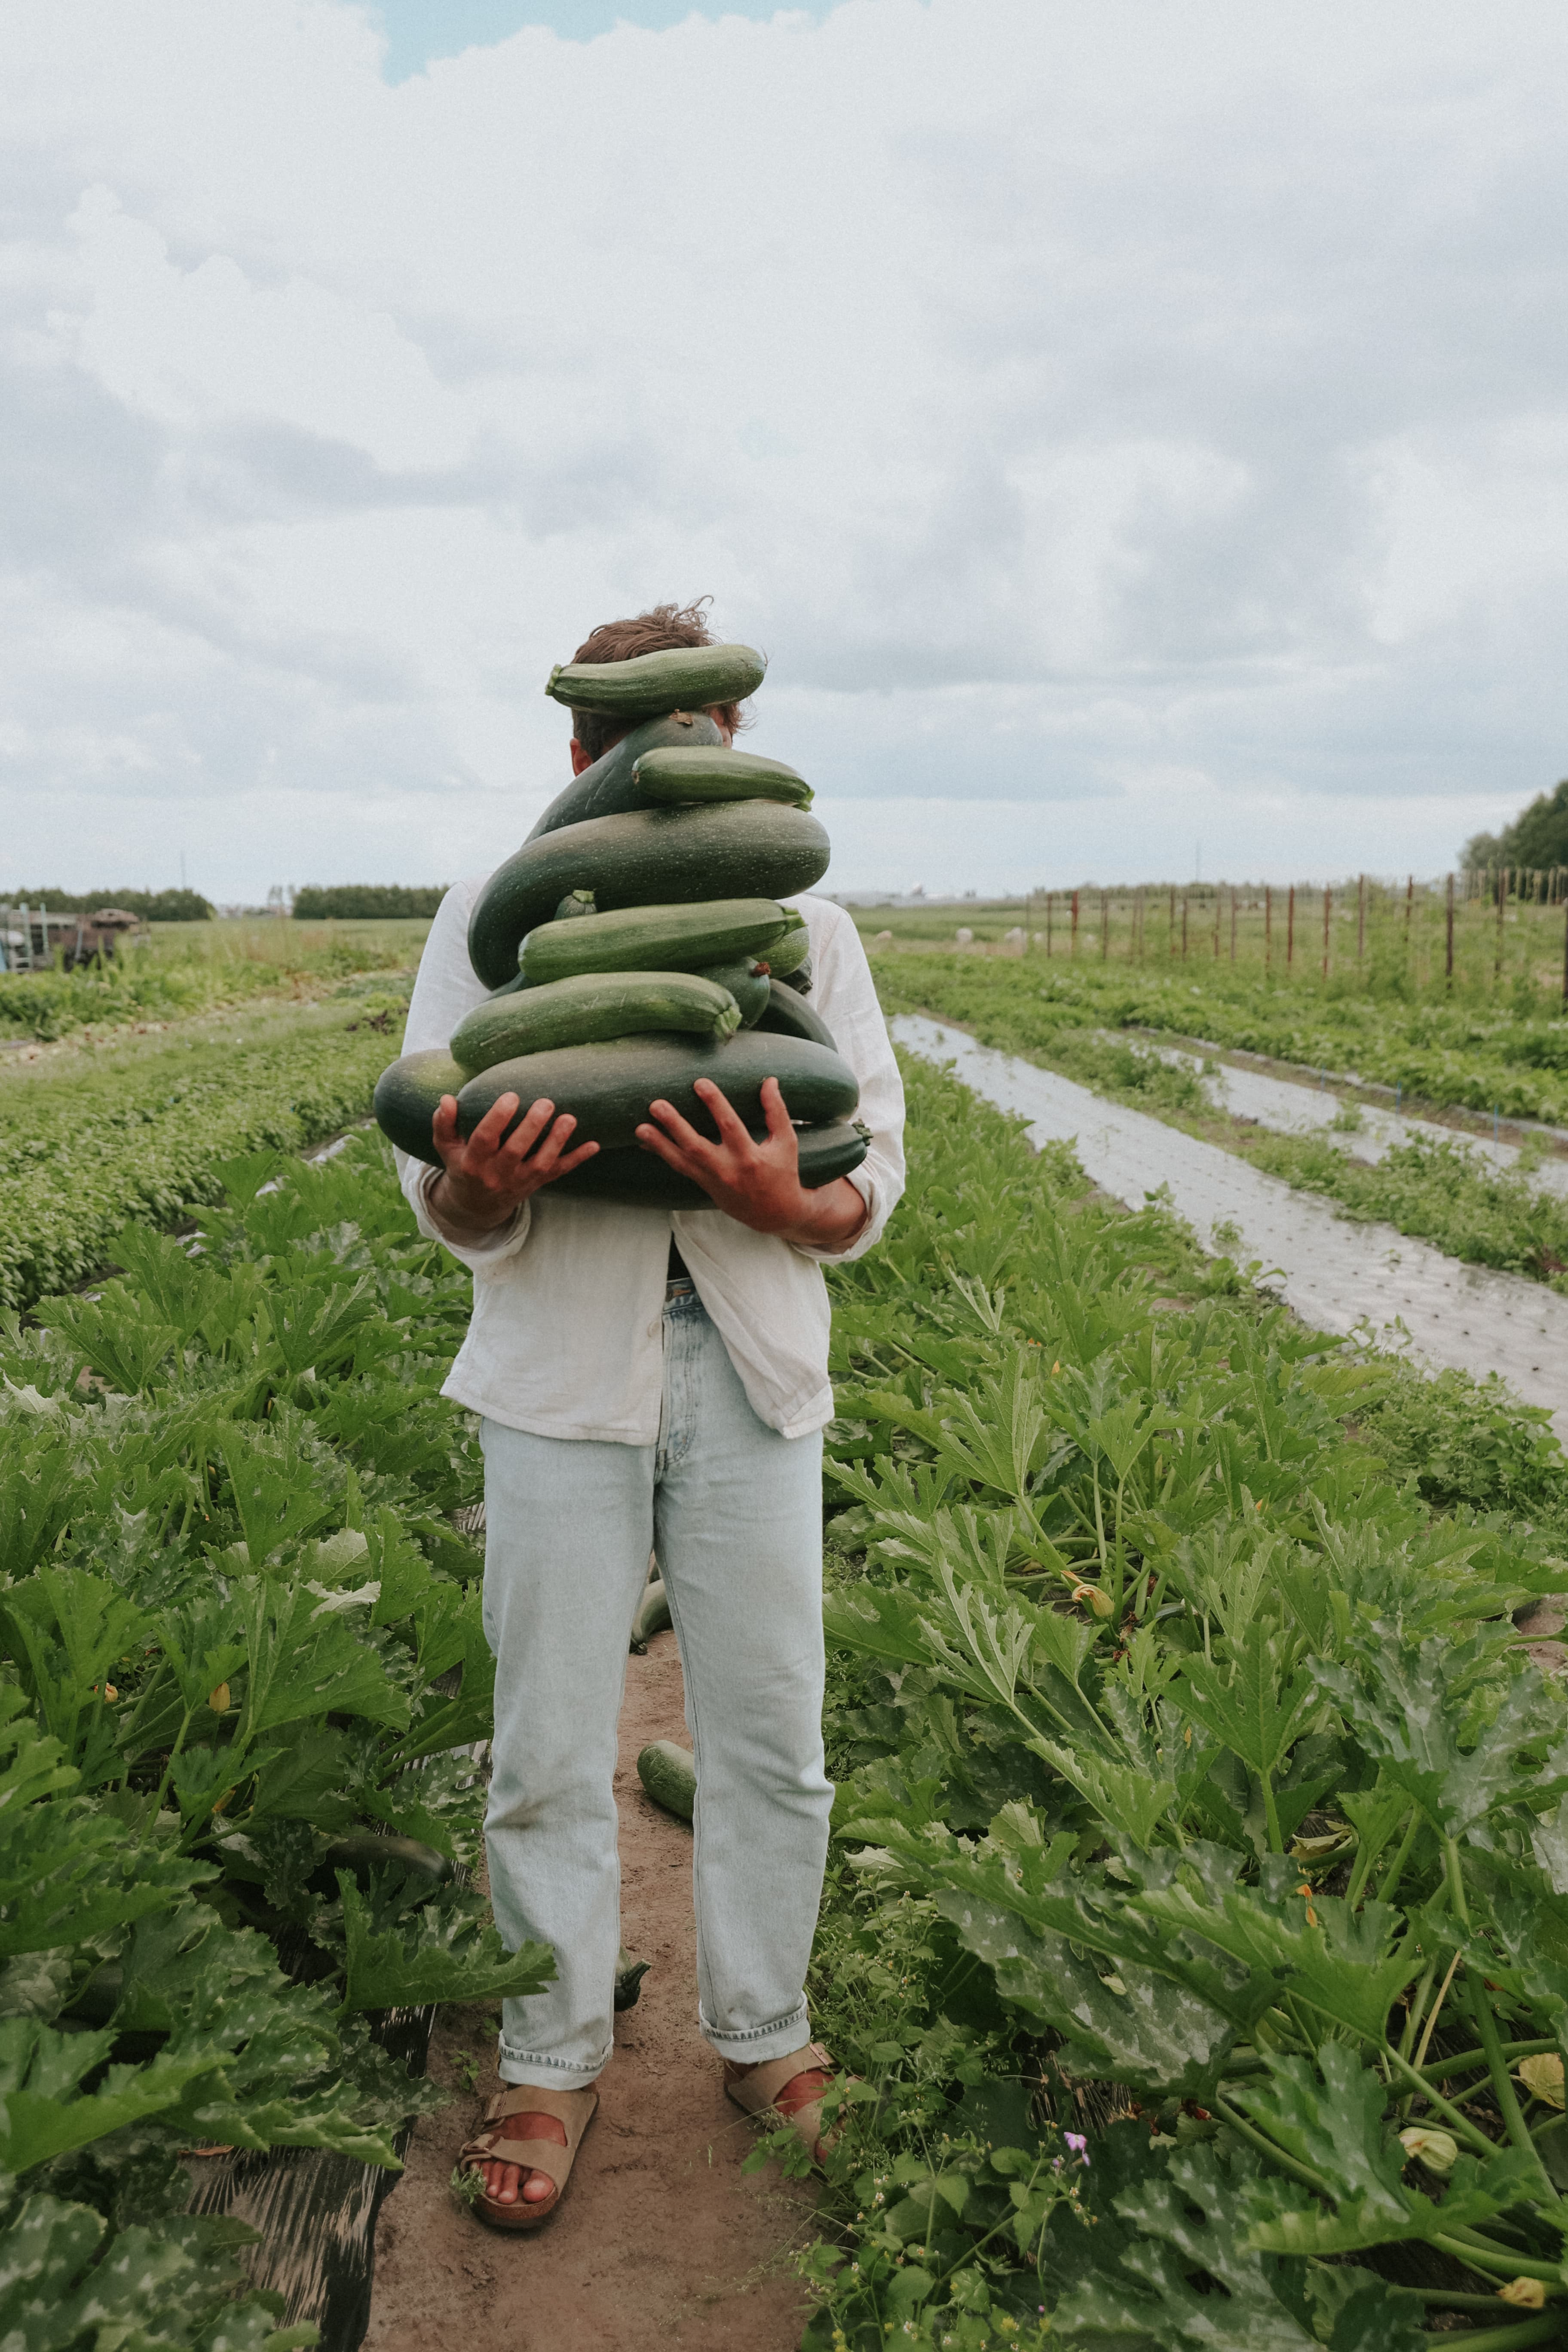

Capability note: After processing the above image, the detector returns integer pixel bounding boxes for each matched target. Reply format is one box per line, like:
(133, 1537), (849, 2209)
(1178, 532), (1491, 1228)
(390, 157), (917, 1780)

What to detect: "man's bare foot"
(477, 2112), (567, 2207)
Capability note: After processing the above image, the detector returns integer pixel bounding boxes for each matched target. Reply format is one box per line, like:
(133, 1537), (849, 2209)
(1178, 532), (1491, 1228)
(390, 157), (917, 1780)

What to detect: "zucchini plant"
(0, 1136), (550, 2352)
(802, 1053), (1568, 2351)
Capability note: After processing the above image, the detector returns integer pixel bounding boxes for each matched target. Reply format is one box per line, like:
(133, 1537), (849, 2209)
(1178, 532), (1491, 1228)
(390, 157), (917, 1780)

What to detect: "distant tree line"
(0, 887), (214, 921)
(1463, 780), (1568, 875)
(292, 885), (447, 919)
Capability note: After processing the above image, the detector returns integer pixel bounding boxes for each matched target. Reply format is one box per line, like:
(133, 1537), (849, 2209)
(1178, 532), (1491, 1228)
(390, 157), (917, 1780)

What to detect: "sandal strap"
(458, 2084), (597, 2191)
(727, 2041), (833, 2117)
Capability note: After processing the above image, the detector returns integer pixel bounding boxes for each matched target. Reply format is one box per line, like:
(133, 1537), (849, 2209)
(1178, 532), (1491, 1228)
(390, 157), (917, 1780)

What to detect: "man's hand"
(429, 1091), (599, 1231)
(636, 1075), (869, 1250)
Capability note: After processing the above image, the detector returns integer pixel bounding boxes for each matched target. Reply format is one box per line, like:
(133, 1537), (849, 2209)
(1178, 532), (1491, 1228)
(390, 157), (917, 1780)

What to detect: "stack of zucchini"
(374, 643), (868, 1209)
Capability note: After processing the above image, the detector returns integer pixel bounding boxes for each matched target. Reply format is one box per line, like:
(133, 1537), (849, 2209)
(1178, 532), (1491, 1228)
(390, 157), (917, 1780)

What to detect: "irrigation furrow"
(894, 1014), (1568, 1441)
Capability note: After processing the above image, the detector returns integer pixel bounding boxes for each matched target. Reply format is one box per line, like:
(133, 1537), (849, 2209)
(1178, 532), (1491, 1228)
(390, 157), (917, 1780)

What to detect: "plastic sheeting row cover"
(894, 1016), (1568, 1444)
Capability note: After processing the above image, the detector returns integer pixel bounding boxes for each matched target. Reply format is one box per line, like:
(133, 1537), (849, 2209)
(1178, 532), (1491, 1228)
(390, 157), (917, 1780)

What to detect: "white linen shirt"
(395, 879), (905, 1445)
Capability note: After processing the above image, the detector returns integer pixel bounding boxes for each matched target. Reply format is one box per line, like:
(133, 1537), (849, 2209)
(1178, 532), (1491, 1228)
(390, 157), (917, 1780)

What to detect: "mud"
(363, 1629), (817, 2352)
(894, 1014), (1568, 1444)
(1126, 1036), (1568, 1196)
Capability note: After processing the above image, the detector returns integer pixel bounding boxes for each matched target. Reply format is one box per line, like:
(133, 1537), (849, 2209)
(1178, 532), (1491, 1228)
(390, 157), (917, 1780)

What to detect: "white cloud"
(2, 0), (1567, 901)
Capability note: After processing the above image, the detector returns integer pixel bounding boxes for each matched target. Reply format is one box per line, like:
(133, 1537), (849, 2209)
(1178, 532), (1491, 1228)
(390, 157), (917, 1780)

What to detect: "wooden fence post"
(1357, 873), (1366, 965)
(1495, 865), (1506, 985)
(1181, 894), (1189, 960)
(1100, 889), (1109, 959)
(1070, 890), (1079, 958)
(1265, 885), (1272, 970)
(1322, 882), (1331, 979)
(1446, 872), (1455, 982)
(1230, 887), (1237, 962)
(1287, 885), (1295, 970)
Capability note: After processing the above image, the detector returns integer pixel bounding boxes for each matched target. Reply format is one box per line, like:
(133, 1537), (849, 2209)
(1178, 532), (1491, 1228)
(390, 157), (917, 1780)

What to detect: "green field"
(0, 914), (431, 1042)
(6, 925), (1568, 2346)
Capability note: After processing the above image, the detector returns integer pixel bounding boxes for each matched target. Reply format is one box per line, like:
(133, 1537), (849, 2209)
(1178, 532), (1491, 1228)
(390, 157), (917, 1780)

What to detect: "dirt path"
(363, 1629), (817, 2352)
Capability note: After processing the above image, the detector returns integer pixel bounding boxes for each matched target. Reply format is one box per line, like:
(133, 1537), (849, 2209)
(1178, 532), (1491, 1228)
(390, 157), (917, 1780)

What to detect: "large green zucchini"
(456, 1030), (858, 1153)
(632, 744), (811, 808)
(373, 1048), (467, 1167)
(555, 1117), (870, 1207)
(450, 972), (740, 1073)
(527, 711), (723, 843)
(546, 643), (765, 718)
(520, 897), (794, 985)
(755, 978), (838, 1050)
(694, 958), (771, 1028)
(765, 922), (812, 981)
(468, 802), (831, 989)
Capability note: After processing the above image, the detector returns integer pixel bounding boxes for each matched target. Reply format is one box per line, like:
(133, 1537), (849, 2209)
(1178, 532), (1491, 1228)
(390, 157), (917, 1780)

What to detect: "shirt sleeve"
(394, 878), (533, 1268)
(784, 897), (906, 1266)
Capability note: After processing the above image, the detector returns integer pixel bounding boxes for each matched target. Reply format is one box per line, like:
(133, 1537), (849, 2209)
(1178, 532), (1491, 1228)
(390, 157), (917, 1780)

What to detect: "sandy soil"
(363, 1629), (818, 2352)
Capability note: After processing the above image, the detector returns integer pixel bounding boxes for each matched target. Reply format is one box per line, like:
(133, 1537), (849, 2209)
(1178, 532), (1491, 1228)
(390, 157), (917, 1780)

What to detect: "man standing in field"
(395, 602), (905, 2229)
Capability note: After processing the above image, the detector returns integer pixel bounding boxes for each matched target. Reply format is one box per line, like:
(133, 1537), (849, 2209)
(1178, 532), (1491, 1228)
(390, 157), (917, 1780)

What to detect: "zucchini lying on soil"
(456, 1030), (858, 1155)
(631, 744), (811, 809)
(520, 897), (796, 986)
(450, 972), (741, 1073)
(755, 978), (838, 1050)
(693, 958), (772, 1028)
(630, 1576), (671, 1650)
(546, 643), (765, 719)
(468, 801), (831, 990)
(372, 1049), (469, 1167)
(556, 1118), (870, 1208)
(615, 1948), (651, 2010)
(637, 1739), (696, 1821)
(527, 710), (723, 843)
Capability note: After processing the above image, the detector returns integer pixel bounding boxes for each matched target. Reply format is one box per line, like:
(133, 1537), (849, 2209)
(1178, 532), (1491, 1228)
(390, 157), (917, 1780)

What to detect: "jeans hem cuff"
(496, 2040), (609, 2088)
(700, 2004), (811, 2064)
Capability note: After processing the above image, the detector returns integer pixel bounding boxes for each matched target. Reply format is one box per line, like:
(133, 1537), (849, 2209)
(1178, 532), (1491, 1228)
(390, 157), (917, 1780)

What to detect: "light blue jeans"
(479, 1283), (832, 2088)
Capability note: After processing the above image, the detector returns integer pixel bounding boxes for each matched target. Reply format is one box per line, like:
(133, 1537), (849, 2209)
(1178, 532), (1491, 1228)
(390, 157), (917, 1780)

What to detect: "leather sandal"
(724, 2040), (839, 2165)
(456, 2083), (597, 2231)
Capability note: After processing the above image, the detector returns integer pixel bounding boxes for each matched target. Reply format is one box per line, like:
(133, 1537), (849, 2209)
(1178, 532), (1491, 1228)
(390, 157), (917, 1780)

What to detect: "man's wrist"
(778, 1176), (870, 1252)
(427, 1168), (518, 1235)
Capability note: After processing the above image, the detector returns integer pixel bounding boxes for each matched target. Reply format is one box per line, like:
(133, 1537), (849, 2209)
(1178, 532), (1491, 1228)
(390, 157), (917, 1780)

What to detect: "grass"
(0, 914), (431, 1041)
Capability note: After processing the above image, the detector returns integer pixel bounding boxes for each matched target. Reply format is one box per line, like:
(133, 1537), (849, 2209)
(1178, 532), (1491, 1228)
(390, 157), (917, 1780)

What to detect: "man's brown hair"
(568, 597), (746, 763)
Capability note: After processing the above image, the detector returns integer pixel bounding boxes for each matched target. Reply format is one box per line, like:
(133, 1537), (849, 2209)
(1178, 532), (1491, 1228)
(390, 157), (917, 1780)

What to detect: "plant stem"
(1381, 2045), (1502, 2159)
(1422, 2040), (1559, 2082)
(1432, 2320), (1565, 2351)
(1378, 1806), (1424, 1911)
(1345, 1801), (1409, 1910)
(1209, 2095), (1333, 2198)
(1444, 1838), (1560, 2198)
(1433, 2231), (1566, 2285)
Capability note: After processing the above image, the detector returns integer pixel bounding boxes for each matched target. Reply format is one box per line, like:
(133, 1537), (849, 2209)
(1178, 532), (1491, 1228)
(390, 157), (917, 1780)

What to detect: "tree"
(1461, 780), (1568, 874)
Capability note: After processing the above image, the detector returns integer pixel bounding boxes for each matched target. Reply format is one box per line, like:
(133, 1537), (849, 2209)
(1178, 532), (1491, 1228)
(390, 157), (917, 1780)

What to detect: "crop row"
(871, 950), (1568, 1126)
(870, 953), (1568, 1292)
(0, 996), (406, 1311)
(799, 1050), (1568, 2349)
(0, 1133), (543, 2352)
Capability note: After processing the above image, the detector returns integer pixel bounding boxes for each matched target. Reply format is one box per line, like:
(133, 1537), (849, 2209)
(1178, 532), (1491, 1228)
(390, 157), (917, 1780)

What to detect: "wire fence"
(981, 871), (1568, 1001)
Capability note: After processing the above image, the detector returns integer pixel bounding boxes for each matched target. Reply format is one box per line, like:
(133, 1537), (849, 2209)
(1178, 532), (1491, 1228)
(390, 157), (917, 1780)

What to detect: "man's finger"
(692, 1077), (752, 1150)
(469, 1091), (524, 1155)
(634, 1119), (702, 1173)
(643, 1097), (714, 1160)
(539, 1136), (600, 1181)
(528, 1111), (581, 1170)
(758, 1074), (796, 1145)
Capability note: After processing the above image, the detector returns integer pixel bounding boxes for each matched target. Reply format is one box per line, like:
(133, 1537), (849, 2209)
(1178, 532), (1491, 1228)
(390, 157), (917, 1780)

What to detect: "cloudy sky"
(4, 0), (1567, 904)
